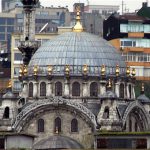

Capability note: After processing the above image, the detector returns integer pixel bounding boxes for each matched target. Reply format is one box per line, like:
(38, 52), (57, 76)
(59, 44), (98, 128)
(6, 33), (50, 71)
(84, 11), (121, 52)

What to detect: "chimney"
(142, 2), (147, 7)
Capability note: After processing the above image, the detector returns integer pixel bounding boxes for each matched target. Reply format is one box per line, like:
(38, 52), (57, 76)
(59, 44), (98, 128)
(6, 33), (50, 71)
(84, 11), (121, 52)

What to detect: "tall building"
(103, 12), (150, 81)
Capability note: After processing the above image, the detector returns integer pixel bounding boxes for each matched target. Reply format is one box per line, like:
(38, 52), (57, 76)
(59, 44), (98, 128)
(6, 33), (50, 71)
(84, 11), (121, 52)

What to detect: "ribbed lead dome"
(29, 32), (126, 75)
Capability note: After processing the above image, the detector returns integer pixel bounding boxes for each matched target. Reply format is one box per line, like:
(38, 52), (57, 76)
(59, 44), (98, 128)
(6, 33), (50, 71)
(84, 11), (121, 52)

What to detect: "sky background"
(0, 0), (149, 12)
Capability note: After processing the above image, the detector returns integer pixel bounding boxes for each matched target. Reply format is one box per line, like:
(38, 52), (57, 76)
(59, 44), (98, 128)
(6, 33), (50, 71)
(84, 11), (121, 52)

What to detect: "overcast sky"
(40, 0), (148, 12)
(0, 0), (148, 12)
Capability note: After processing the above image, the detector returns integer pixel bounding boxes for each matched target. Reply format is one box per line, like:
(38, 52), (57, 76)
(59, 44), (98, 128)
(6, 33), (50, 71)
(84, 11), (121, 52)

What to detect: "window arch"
(55, 82), (62, 96)
(54, 117), (61, 133)
(3, 107), (9, 119)
(72, 82), (80, 96)
(90, 82), (98, 97)
(71, 118), (78, 132)
(103, 106), (109, 119)
(120, 83), (124, 98)
(40, 82), (46, 96)
(29, 82), (33, 97)
(37, 118), (44, 132)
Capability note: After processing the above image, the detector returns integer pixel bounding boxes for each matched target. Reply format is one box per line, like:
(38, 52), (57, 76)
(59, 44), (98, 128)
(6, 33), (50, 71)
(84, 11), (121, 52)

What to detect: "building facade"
(103, 13), (150, 81)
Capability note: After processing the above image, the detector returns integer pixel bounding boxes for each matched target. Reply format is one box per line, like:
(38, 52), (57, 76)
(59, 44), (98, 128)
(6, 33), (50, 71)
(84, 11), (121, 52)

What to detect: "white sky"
(40, 0), (148, 12)
(0, 0), (149, 12)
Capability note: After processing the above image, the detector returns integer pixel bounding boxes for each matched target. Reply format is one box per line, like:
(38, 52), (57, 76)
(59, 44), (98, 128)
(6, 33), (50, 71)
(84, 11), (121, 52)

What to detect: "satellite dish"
(39, 23), (49, 33)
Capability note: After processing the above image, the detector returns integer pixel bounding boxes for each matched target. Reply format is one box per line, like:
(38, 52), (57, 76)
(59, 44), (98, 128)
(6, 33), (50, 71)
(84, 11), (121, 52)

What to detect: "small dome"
(137, 94), (150, 103)
(2, 91), (15, 99)
(33, 135), (83, 149)
(28, 32), (126, 75)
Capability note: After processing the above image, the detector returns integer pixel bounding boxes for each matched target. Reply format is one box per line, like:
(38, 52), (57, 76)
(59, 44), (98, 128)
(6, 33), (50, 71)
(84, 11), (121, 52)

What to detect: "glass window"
(120, 24), (128, 33)
(71, 119), (78, 132)
(55, 82), (62, 96)
(13, 81), (22, 91)
(120, 83), (124, 98)
(17, 18), (23, 23)
(103, 106), (109, 119)
(14, 53), (22, 61)
(7, 26), (14, 32)
(40, 82), (46, 96)
(15, 39), (20, 48)
(72, 82), (80, 96)
(29, 82), (33, 97)
(0, 26), (5, 32)
(54, 117), (61, 133)
(3, 107), (9, 119)
(0, 34), (5, 40)
(14, 67), (20, 76)
(7, 18), (14, 25)
(37, 119), (44, 132)
(0, 18), (6, 25)
(90, 82), (98, 97)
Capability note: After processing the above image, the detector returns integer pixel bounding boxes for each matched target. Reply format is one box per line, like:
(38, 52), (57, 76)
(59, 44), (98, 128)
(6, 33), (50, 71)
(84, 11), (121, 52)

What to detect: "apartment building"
(103, 11), (150, 81)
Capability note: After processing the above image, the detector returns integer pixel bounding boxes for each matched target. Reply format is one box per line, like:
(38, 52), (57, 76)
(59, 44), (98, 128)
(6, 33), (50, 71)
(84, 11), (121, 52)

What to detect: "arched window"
(71, 118), (78, 132)
(55, 82), (62, 96)
(90, 82), (98, 97)
(3, 107), (9, 119)
(120, 83), (124, 98)
(72, 82), (80, 96)
(40, 82), (46, 96)
(37, 119), (44, 132)
(103, 107), (109, 119)
(29, 82), (33, 97)
(54, 117), (61, 133)
(129, 84), (132, 99)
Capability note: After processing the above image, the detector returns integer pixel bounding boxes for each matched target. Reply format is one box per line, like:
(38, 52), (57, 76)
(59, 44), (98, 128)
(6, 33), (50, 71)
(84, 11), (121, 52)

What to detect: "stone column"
(64, 79), (70, 97)
(99, 80), (106, 95)
(115, 82), (120, 97)
(82, 81), (88, 97)
(126, 83), (129, 99)
(46, 81), (53, 97)
(132, 84), (135, 99)
(33, 81), (38, 98)
(21, 81), (28, 98)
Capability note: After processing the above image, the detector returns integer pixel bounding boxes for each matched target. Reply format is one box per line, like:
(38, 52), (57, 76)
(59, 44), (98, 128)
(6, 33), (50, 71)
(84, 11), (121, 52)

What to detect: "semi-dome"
(28, 32), (126, 75)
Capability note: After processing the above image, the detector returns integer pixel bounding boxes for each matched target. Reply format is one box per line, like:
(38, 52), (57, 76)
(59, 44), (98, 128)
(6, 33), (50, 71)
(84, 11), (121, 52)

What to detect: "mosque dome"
(28, 32), (126, 75)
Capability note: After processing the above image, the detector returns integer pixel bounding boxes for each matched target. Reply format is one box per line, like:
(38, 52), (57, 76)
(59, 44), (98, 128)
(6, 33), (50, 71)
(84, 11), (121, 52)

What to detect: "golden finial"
(126, 66), (130, 76)
(131, 68), (136, 77)
(115, 64), (120, 76)
(83, 64), (88, 75)
(33, 65), (38, 76)
(101, 64), (106, 76)
(47, 65), (53, 75)
(19, 66), (23, 77)
(73, 6), (83, 32)
(65, 65), (70, 76)
(107, 79), (112, 89)
(7, 80), (12, 88)
(23, 65), (28, 76)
